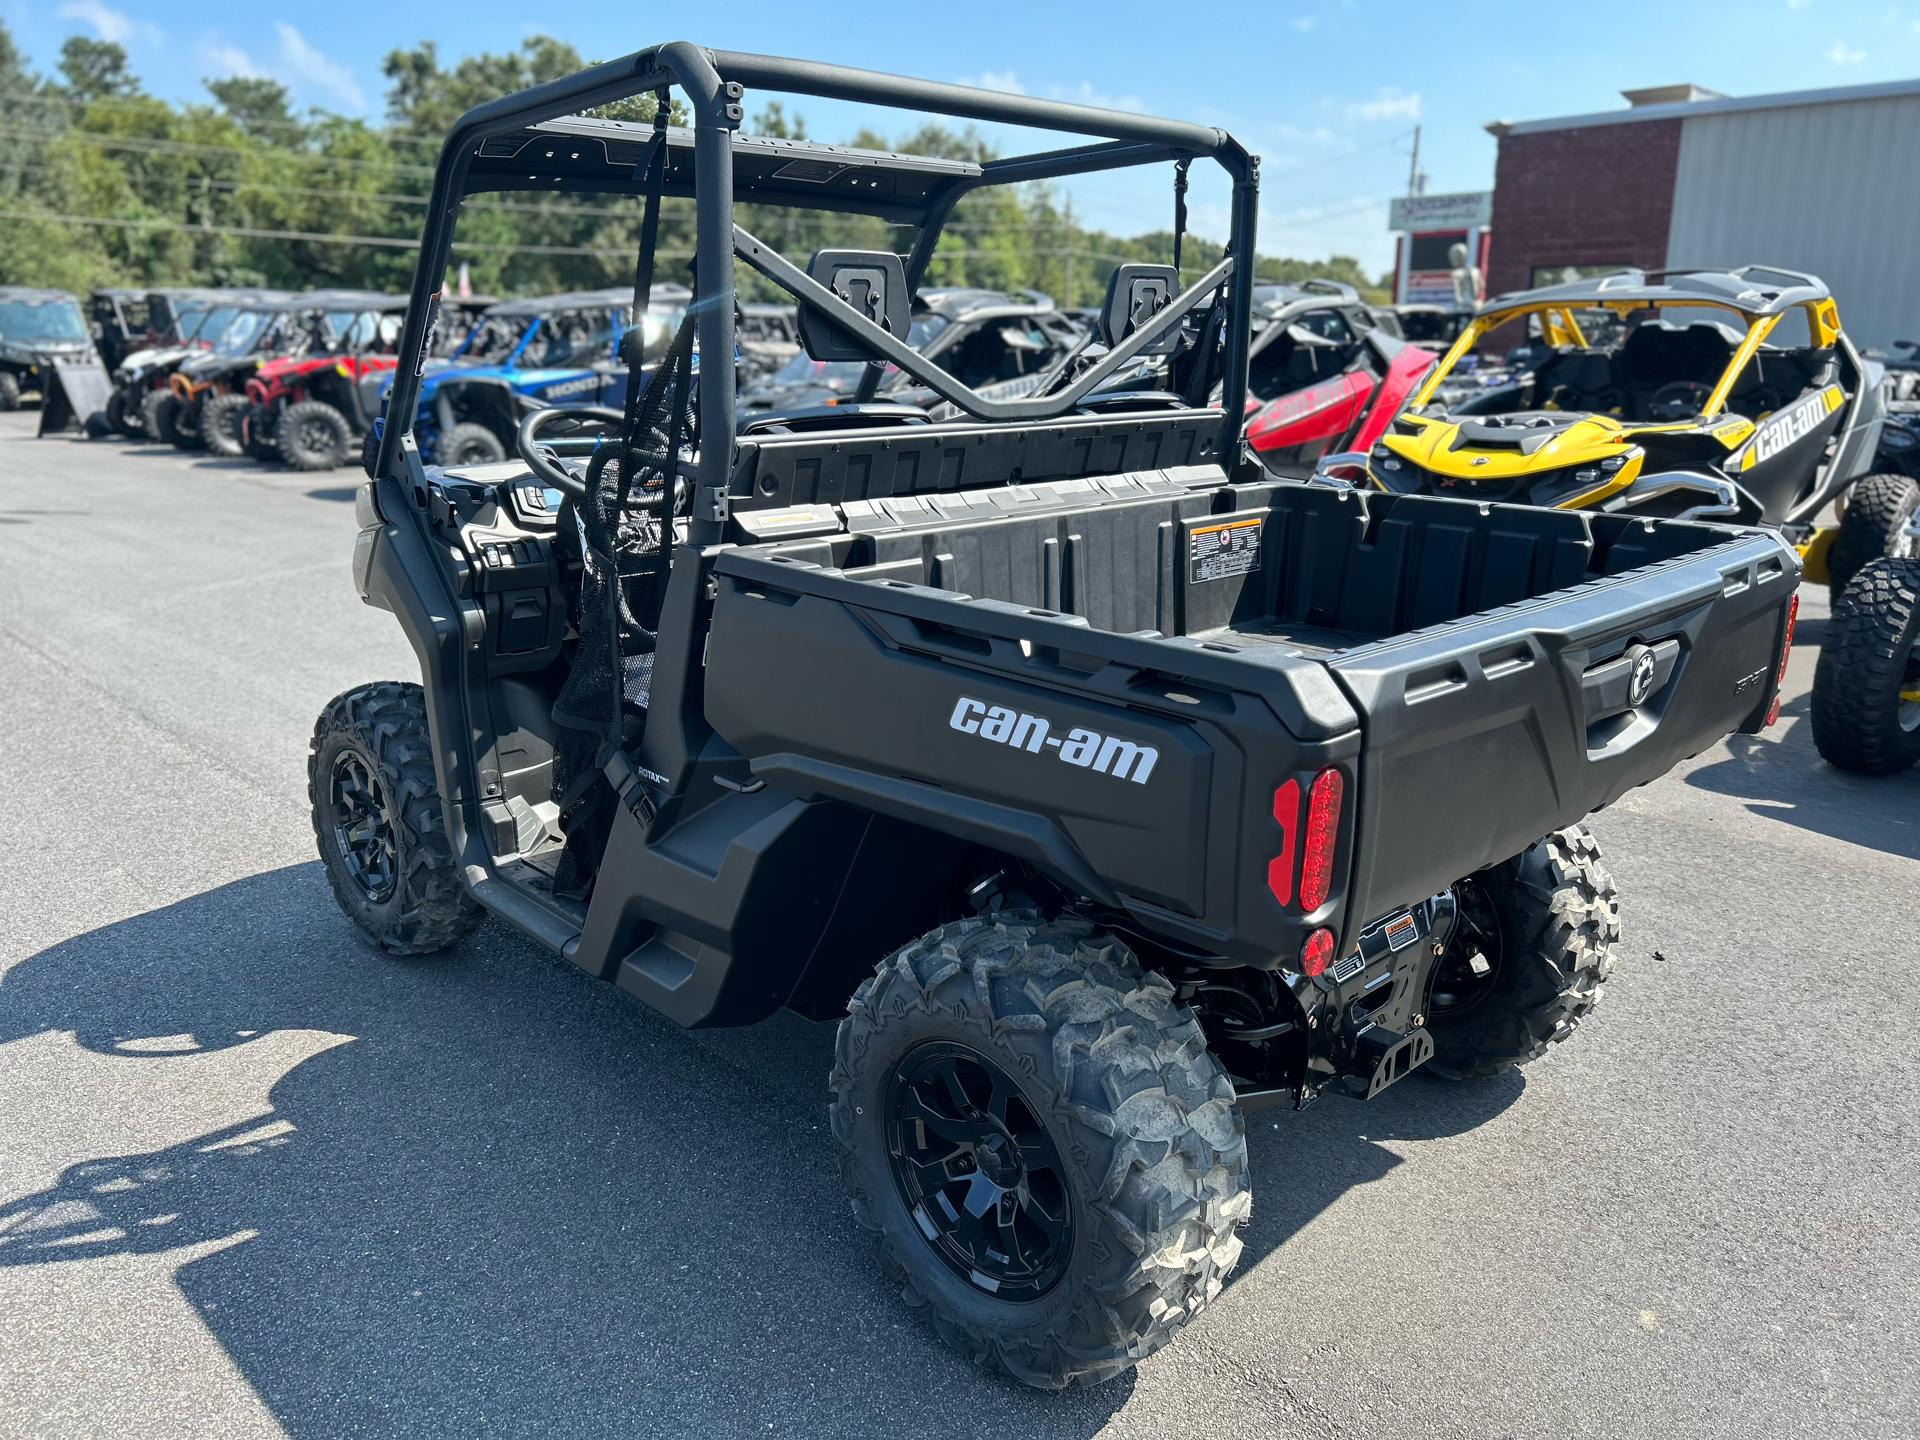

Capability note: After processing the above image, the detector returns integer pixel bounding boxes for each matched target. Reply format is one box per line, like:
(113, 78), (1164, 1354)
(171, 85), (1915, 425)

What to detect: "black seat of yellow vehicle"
(1533, 349), (1622, 413)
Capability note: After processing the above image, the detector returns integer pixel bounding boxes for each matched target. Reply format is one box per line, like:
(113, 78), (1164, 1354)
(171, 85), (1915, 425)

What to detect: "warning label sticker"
(1189, 517), (1263, 584)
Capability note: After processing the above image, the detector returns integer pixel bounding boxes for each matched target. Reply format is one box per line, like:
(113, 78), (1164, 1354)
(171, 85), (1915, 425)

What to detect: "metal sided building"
(1485, 78), (1920, 352)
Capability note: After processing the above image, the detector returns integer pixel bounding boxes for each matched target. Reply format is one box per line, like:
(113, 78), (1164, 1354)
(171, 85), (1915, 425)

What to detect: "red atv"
(1241, 281), (1434, 477)
(239, 300), (408, 470)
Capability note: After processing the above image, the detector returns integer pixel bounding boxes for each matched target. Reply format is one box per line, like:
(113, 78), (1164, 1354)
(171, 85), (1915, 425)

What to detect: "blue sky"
(11, 0), (1920, 273)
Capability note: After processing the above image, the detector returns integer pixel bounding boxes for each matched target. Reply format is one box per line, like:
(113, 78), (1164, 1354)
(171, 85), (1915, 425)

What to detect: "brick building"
(1485, 78), (1920, 351)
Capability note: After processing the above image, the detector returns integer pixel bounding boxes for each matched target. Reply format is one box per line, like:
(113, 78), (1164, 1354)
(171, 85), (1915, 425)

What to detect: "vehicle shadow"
(1684, 691), (1920, 859)
(0, 865), (1518, 1437)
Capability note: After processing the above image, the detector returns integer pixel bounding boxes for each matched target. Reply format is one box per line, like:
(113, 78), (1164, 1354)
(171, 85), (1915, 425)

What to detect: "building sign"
(1388, 191), (1493, 231)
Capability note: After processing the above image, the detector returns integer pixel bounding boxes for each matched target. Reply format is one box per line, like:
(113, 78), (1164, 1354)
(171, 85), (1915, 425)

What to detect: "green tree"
(0, 20), (1394, 309)
(205, 76), (298, 141)
(57, 37), (139, 102)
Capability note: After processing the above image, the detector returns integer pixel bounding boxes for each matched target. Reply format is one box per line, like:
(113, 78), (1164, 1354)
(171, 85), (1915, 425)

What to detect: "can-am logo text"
(949, 697), (1158, 784)
(1749, 389), (1834, 465)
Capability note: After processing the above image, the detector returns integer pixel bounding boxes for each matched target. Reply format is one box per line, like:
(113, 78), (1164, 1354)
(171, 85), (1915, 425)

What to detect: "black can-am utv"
(321, 44), (1802, 1388)
(0, 286), (110, 433)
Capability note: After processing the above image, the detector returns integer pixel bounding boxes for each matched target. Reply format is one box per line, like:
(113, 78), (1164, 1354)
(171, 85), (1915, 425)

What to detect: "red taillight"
(1763, 592), (1799, 728)
(1267, 779), (1300, 906)
(1298, 766), (1343, 912)
(1301, 928), (1334, 976)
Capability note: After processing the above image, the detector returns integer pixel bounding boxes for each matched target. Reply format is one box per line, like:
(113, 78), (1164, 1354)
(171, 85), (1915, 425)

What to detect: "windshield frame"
(0, 296), (90, 345)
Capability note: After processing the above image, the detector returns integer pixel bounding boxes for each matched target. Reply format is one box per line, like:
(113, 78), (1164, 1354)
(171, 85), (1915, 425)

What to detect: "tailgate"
(1326, 529), (1796, 928)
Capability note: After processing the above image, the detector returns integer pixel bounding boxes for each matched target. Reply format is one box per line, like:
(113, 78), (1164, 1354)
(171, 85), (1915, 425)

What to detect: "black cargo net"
(547, 309), (698, 896)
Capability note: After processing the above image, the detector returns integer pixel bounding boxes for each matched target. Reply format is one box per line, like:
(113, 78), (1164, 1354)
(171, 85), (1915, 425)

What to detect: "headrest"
(1099, 264), (1183, 356)
(798, 250), (909, 363)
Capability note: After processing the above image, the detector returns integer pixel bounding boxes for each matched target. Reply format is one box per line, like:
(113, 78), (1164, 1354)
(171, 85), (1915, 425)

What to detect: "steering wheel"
(514, 405), (627, 502)
(1647, 381), (1713, 422)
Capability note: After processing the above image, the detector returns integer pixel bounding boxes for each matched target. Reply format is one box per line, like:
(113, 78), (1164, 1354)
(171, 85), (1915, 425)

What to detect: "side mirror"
(798, 249), (909, 362)
(1099, 263), (1182, 356)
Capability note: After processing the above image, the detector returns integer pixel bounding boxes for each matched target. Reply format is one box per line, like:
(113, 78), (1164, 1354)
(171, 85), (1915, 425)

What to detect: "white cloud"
(196, 37), (262, 78)
(1292, 16), (1316, 31)
(967, 69), (1025, 94)
(57, 0), (163, 46)
(1047, 80), (1145, 113)
(1347, 87), (1421, 122)
(274, 23), (364, 111)
(190, 24), (365, 112)
(1826, 39), (1866, 63)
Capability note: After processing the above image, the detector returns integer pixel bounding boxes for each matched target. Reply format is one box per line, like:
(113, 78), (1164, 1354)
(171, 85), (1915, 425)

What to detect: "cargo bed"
(708, 470), (1798, 966)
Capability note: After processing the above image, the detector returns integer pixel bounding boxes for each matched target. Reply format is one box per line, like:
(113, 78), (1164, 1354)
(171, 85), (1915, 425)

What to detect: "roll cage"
(375, 43), (1260, 538)
(1409, 265), (1850, 425)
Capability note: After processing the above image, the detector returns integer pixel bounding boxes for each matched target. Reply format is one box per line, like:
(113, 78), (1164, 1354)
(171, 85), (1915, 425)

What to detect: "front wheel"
(0, 372), (18, 411)
(832, 916), (1249, 1389)
(242, 404), (280, 462)
(309, 682), (484, 954)
(1829, 473), (1920, 597)
(167, 398), (206, 450)
(438, 421), (507, 467)
(105, 388), (141, 437)
(1810, 557), (1920, 774)
(1425, 825), (1620, 1080)
(278, 399), (352, 471)
(201, 392), (250, 457)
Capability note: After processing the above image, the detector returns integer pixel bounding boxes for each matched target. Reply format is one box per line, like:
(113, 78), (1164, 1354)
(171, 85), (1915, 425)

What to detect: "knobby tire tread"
(309, 681), (483, 955)
(831, 915), (1250, 1389)
(1810, 556), (1920, 774)
(1427, 826), (1620, 1081)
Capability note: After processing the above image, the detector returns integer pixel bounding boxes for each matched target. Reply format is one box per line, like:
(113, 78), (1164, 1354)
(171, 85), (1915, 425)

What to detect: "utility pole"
(1406, 125), (1423, 196)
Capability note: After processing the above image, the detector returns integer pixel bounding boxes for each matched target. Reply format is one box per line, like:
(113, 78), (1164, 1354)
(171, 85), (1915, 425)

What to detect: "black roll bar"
(378, 43), (1261, 535)
(737, 224), (1234, 420)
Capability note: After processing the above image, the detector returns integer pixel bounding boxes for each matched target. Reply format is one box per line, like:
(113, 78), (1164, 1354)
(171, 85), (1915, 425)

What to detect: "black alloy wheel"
(885, 1041), (1072, 1301)
(330, 749), (397, 904)
(1427, 878), (1504, 1022)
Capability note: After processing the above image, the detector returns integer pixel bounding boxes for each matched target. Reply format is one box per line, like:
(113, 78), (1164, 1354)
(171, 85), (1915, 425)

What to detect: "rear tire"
(242, 404), (280, 462)
(832, 915), (1249, 1389)
(438, 421), (506, 467)
(1425, 825), (1619, 1080)
(1810, 557), (1920, 774)
(168, 397), (206, 450)
(105, 388), (141, 437)
(278, 399), (352, 471)
(0, 372), (18, 411)
(309, 682), (484, 955)
(1829, 473), (1920, 597)
(139, 388), (172, 442)
(201, 392), (250, 457)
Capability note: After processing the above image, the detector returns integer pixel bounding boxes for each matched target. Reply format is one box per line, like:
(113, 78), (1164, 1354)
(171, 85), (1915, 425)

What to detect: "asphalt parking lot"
(1, 411), (1915, 1439)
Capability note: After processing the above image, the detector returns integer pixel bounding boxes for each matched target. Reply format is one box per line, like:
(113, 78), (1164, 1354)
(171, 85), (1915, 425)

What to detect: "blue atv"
(370, 284), (690, 468)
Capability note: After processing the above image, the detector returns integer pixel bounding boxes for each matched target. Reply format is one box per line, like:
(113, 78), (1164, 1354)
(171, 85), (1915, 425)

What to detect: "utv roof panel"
(467, 119), (981, 222)
(1483, 265), (1831, 317)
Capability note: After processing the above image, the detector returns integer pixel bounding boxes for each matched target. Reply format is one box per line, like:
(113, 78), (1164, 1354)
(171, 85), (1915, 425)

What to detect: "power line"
(0, 89), (444, 146)
(0, 120), (439, 176)
(0, 160), (662, 220)
(0, 208), (693, 260)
